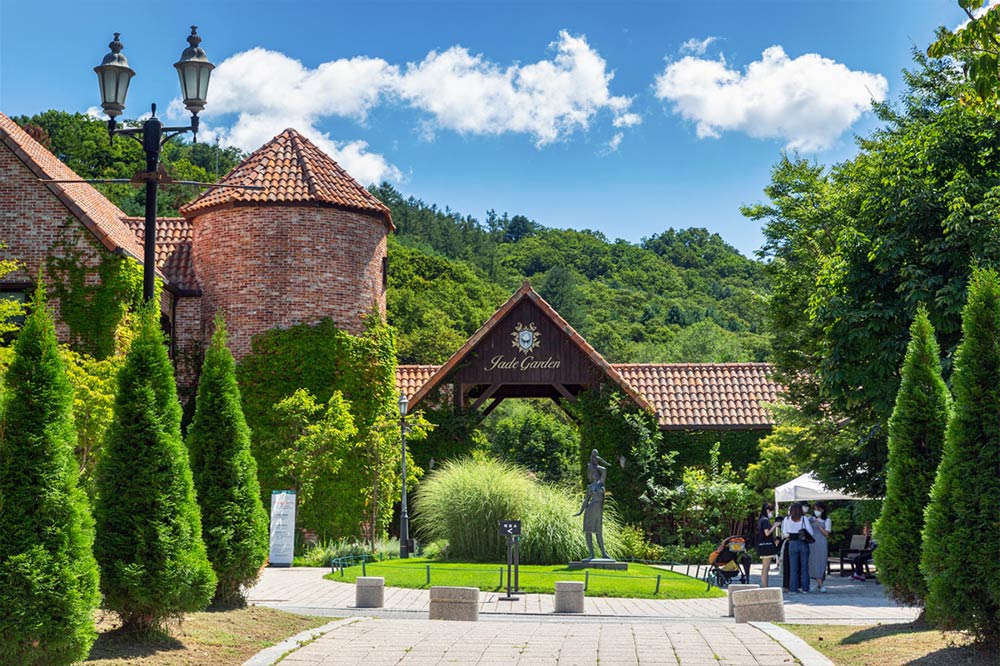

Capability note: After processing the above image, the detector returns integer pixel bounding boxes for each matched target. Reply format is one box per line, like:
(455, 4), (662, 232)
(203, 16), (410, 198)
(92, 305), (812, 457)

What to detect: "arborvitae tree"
(921, 269), (1000, 646)
(874, 306), (950, 608)
(187, 315), (268, 606)
(0, 285), (100, 664)
(94, 306), (215, 633)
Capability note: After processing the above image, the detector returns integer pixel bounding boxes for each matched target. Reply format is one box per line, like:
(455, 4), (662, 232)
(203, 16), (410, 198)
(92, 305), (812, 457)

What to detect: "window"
(0, 283), (30, 339)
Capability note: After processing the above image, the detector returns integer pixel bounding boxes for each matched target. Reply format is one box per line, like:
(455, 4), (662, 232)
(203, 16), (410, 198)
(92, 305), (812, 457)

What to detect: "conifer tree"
(921, 269), (1000, 646)
(0, 284), (100, 664)
(94, 306), (215, 632)
(874, 307), (950, 608)
(187, 315), (268, 606)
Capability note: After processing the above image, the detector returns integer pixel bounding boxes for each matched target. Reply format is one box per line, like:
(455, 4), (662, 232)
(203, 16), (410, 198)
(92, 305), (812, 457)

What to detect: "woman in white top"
(781, 502), (815, 593)
(808, 502), (832, 592)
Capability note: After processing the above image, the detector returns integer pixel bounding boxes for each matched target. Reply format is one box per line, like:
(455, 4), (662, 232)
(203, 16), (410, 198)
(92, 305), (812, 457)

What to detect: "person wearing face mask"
(781, 501), (814, 593)
(808, 502), (832, 593)
(756, 502), (779, 587)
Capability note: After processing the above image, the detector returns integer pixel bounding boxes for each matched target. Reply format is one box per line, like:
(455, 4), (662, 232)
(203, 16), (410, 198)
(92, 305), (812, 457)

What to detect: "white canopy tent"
(774, 472), (866, 509)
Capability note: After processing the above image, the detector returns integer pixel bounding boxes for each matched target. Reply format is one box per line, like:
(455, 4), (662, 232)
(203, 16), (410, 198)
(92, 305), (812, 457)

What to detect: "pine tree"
(0, 284), (100, 664)
(874, 306), (950, 607)
(921, 269), (1000, 645)
(187, 315), (268, 606)
(94, 306), (215, 633)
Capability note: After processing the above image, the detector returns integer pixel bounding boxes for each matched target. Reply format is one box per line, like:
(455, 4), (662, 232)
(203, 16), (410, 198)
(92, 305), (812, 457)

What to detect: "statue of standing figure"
(575, 449), (611, 560)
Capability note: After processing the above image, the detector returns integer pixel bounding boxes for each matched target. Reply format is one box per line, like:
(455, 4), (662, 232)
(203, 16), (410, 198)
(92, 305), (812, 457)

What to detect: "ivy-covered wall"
(663, 428), (770, 472)
(236, 315), (400, 539)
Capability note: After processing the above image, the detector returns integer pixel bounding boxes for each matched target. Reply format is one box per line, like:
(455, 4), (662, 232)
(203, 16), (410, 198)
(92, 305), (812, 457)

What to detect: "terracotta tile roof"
(179, 128), (394, 229)
(397, 361), (780, 430)
(396, 365), (440, 402)
(0, 113), (146, 262)
(121, 217), (198, 293)
(613, 363), (779, 429)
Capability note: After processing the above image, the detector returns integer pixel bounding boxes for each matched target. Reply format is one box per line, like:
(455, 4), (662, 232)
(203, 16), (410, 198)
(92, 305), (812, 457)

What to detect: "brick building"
(0, 113), (393, 387)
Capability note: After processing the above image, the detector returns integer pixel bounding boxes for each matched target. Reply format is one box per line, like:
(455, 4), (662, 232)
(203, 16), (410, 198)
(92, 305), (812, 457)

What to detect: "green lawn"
(324, 558), (724, 599)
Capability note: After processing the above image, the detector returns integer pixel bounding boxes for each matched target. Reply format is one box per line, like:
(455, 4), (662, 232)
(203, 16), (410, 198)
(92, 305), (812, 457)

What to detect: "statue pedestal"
(568, 559), (628, 571)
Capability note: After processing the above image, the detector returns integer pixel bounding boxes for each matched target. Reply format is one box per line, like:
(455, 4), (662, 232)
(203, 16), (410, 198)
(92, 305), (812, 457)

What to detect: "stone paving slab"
(264, 617), (802, 666)
(248, 566), (919, 625)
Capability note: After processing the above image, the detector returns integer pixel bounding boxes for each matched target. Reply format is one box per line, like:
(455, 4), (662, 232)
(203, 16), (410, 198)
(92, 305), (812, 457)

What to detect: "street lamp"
(93, 27), (214, 303)
(398, 392), (411, 559)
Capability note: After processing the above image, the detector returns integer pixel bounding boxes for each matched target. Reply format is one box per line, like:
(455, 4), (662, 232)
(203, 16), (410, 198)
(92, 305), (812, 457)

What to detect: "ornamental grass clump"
(187, 316), (269, 606)
(0, 285), (100, 665)
(414, 456), (627, 565)
(94, 307), (216, 633)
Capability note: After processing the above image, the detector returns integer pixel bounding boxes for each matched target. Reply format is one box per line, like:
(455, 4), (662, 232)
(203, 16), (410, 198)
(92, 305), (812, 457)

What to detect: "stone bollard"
(726, 583), (759, 617)
(732, 587), (785, 623)
(554, 581), (585, 613)
(355, 577), (384, 608)
(429, 586), (479, 621)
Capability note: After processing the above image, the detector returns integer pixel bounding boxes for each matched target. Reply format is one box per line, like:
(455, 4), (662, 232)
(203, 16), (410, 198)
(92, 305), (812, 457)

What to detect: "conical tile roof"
(179, 128), (393, 228)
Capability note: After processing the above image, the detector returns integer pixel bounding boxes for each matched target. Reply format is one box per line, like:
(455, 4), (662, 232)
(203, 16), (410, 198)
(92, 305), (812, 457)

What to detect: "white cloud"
(606, 132), (624, 152)
(166, 31), (635, 180)
(680, 36), (717, 56)
(653, 46), (888, 151)
(395, 31), (637, 146)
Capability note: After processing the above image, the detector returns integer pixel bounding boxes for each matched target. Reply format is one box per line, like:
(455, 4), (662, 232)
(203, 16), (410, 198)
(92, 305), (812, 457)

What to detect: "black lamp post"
(94, 27), (214, 303)
(398, 392), (411, 559)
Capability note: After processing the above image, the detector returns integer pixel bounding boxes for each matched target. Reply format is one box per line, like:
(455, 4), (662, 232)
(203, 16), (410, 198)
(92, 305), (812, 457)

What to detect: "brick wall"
(191, 204), (387, 359)
(171, 294), (204, 396)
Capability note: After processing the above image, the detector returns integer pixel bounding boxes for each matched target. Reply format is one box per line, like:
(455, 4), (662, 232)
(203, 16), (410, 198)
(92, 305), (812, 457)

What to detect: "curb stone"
(749, 622), (835, 666)
(242, 616), (365, 666)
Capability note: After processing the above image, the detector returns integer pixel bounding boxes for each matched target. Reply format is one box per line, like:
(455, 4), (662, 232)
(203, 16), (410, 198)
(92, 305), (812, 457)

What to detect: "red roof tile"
(179, 128), (394, 229)
(614, 363), (779, 429)
(121, 217), (198, 292)
(0, 113), (146, 262)
(396, 362), (780, 429)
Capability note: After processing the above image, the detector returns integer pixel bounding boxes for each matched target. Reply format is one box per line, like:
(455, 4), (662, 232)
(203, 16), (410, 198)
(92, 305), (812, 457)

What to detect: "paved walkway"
(248, 566), (918, 625)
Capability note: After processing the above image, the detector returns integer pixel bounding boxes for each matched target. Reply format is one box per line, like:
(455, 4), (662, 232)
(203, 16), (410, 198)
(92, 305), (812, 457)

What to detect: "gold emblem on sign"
(512, 322), (540, 355)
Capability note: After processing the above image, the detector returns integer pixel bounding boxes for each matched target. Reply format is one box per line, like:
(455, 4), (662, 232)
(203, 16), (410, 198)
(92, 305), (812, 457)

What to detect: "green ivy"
(661, 429), (768, 472)
(45, 221), (148, 360)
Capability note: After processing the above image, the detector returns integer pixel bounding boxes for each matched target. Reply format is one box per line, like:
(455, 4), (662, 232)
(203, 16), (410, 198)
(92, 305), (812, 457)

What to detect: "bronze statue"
(575, 449), (611, 560)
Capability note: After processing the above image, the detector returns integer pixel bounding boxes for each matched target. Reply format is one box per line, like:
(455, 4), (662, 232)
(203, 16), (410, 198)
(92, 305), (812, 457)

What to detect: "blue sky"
(0, 1), (968, 257)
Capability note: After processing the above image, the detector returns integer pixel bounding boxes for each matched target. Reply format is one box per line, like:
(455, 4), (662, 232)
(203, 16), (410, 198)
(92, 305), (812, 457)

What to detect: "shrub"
(187, 316), (269, 606)
(875, 307), (950, 607)
(921, 269), (1000, 645)
(414, 457), (628, 564)
(295, 537), (401, 567)
(0, 286), (100, 665)
(94, 307), (216, 633)
(487, 404), (579, 482)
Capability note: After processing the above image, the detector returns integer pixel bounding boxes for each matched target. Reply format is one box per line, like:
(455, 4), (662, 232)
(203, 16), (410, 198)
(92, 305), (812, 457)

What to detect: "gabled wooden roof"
(407, 281), (654, 413)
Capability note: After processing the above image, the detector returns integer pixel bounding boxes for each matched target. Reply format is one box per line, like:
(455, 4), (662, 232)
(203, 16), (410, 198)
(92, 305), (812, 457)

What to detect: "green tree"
(487, 404), (580, 482)
(187, 316), (269, 606)
(63, 346), (122, 493)
(744, 426), (803, 506)
(921, 269), (1000, 645)
(875, 307), (950, 608)
(928, 1), (1000, 107)
(0, 285), (100, 665)
(94, 307), (215, 633)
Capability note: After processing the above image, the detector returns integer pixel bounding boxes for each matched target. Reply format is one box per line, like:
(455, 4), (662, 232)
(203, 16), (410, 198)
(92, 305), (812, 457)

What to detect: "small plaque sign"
(269, 490), (297, 567)
(499, 519), (522, 536)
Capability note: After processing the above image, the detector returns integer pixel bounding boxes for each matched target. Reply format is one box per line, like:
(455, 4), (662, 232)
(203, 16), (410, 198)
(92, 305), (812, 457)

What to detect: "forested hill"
(371, 184), (769, 365)
(10, 111), (769, 366)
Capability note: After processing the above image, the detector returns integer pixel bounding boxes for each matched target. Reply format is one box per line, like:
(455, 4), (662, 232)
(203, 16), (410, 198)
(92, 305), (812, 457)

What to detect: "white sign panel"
(269, 490), (296, 567)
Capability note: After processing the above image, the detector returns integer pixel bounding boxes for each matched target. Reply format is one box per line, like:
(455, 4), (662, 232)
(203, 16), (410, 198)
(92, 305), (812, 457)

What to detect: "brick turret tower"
(180, 129), (393, 358)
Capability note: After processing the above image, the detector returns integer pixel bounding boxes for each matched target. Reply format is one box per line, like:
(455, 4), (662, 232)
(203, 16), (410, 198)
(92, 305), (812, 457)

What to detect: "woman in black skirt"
(756, 502), (780, 587)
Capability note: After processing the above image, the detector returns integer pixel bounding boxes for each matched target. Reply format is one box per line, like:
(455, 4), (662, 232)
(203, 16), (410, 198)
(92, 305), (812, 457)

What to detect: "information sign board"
(498, 519), (521, 536)
(269, 490), (296, 567)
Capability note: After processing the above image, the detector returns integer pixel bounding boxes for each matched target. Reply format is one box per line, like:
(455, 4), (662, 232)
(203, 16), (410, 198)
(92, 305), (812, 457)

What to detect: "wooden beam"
(471, 383), (502, 411)
(554, 383), (577, 402)
(550, 396), (580, 422)
(481, 398), (503, 418)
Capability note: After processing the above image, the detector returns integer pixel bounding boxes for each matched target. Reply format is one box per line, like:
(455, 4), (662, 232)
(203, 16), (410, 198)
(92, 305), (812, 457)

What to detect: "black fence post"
(426, 565), (431, 585)
(584, 570), (589, 591)
(655, 574), (661, 595)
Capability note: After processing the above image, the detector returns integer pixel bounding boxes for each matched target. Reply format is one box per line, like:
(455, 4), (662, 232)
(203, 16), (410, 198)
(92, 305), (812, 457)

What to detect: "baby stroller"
(707, 535), (751, 589)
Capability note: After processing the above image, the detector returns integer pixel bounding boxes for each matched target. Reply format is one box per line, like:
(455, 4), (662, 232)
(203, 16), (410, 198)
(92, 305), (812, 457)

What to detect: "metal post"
(362, 560), (367, 577)
(584, 570), (589, 591)
(513, 535), (521, 593)
(655, 574), (661, 595)
(399, 419), (409, 558)
(140, 115), (163, 303)
(426, 565), (430, 585)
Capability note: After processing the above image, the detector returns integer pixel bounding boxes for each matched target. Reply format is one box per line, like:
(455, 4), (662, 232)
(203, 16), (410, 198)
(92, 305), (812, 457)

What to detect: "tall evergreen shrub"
(921, 269), (1000, 645)
(0, 285), (100, 665)
(94, 307), (215, 632)
(187, 316), (268, 606)
(875, 307), (950, 607)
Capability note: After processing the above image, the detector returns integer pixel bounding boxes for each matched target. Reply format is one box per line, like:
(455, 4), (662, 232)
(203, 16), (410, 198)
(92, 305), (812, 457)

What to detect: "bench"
(554, 581), (585, 613)
(354, 576), (384, 608)
(839, 535), (873, 577)
(429, 586), (479, 621)
(732, 587), (785, 623)
(726, 583), (758, 617)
